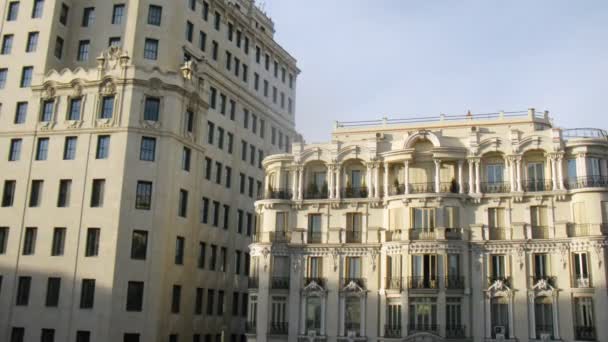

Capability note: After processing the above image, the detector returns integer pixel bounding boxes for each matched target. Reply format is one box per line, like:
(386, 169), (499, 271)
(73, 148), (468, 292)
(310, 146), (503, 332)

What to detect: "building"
(0, 0), (299, 341)
(249, 110), (608, 342)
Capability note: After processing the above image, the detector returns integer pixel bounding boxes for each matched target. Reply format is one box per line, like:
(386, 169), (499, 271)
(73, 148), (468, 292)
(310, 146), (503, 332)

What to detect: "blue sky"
(263, 0), (608, 142)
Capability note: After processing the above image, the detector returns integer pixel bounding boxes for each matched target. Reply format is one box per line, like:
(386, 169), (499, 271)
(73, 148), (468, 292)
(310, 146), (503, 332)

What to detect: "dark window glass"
(90, 179), (105, 207)
(140, 137), (156, 161)
(15, 102), (28, 124)
(54, 36), (64, 58)
(20, 66), (33, 87)
(126, 281), (144, 311)
(82, 7), (94, 27)
(26, 31), (39, 52)
(135, 181), (152, 210)
(0, 227), (8, 253)
(195, 287), (203, 314)
(201, 197), (209, 224)
(144, 97), (160, 121)
(41, 329), (54, 342)
(179, 189), (188, 217)
(11, 327), (24, 342)
(77, 40), (90, 61)
(96, 135), (110, 159)
(124, 334), (140, 342)
(57, 179), (71, 207)
(2, 180), (16, 207)
(175, 236), (184, 265)
(35, 137), (49, 160)
(59, 3), (69, 25)
(182, 147), (191, 171)
(50, 227), (66, 256)
(16, 276), (31, 305)
(76, 331), (90, 342)
(171, 285), (181, 313)
(198, 242), (206, 268)
(148, 5), (162, 26)
(144, 38), (158, 60)
(29, 180), (43, 207)
(63, 136), (77, 160)
(67, 98), (81, 120)
(45, 277), (61, 306)
(9, 139), (22, 161)
(112, 4), (125, 24)
(80, 279), (95, 308)
(207, 289), (214, 314)
(85, 228), (100, 256)
(100, 96), (114, 119)
(131, 230), (148, 260)
(7, 2), (19, 21)
(32, 0), (45, 18)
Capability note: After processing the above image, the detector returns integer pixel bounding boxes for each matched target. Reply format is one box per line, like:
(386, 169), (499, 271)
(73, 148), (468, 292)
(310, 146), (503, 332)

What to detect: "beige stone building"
(0, 0), (299, 341)
(249, 110), (608, 342)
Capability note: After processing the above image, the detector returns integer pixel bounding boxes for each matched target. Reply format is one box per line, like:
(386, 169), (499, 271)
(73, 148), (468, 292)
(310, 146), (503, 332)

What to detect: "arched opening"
(340, 159), (368, 198)
(303, 161), (329, 199)
(481, 152), (508, 193)
(523, 149), (549, 192)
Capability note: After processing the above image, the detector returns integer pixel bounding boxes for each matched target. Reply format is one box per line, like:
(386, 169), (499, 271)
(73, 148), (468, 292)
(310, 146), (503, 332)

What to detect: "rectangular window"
(175, 236), (184, 265)
(1, 35), (13, 54)
(35, 137), (49, 160)
(195, 287), (204, 314)
(490, 254), (506, 279)
(186, 21), (193, 42)
(207, 121), (215, 144)
(20, 66), (33, 88)
(207, 289), (215, 314)
(225, 166), (232, 188)
(135, 181), (152, 210)
(143, 97), (160, 121)
(0, 68), (7, 88)
(204, 157), (212, 180)
(2, 180), (16, 206)
(212, 201), (220, 227)
(217, 290), (224, 315)
(573, 252), (590, 287)
(126, 281), (144, 311)
(100, 96), (114, 119)
(232, 292), (239, 315)
(171, 285), (181, 313)
(16, 276), (31, 305)
(32, 0), (44, 18)
(202, 1), (209, 20)
(198, 242), (206, 268)
(7, 1), (19, 20)
(11, 327), (25, 342)
(199, 31), (207, 51)
(144, 38), (159, 60)
(239, 173), (245, 194)
(148, 5), (162, 26)
(57, 179), (71, 207)
(15, 102), (28, 124)
(223, 205), (230, 229)
(112, 4), (125, 24)
(574, 297), (595, 338)
(59, 3), (69, 25)
(82, 7), (94, 27)
(76, 331), (90, 342)
(131, 230), (148, 260)
(182, 147), (191, 171)
(254, 73), (259, 90)
(241, 140), (247, 161)
(23, 227), (37, 255)
(45, 277), (61, 306)
(85, 228), (100, 257)
(40, 100), (54, 122)
(42, 329), (56, 342)
(90, 179), (105, 207)
(80, 279), (95, 308)
(178, 189), (188, 217)
(67, 97), (81, 120)
(96, 135), (110, 159)
(51, 227), (66, 256)
(9, 138), (22, 160)
(26, 32), (39, 52)
(225, 51), (232, 70)
(140, 137), (156, 161)
(77, 40), (90, 61)
(214, 11), (221, 30)
(237, 210), (243, 234)
(488, 208), (505, 229)
(55, 36), (64, 58)
(0, 227), (8, 253)
(212, 40), (218, 60)
(29, 180), (43, 207)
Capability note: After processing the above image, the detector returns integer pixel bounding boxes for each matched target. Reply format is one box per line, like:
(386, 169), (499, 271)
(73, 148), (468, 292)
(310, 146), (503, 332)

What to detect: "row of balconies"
(258, 176), (608, 201)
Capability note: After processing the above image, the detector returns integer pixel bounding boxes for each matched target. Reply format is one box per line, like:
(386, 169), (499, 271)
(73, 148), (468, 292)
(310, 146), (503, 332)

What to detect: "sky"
(262, 0), (608, 143)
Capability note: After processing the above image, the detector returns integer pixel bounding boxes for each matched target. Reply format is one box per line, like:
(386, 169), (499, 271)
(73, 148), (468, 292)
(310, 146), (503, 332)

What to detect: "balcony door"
(490, 255), (506, 281)
(306, 296), (322, 334)
(487, 164), (504, 183)
(534, 296), (554, 338)
(308, 214), (322, 243)
(313, 171), (326, 189)
(350, 170), (362, 188)
(308, 257), (323, 279)
(345, 296), (361, 335)
(412, 208), (435, 231)
(574, 297), (595, 339)
(345, 257), (361, 282)
(346, 213), (362, 243)
(573, 252), (590, 287)
(527, 162), (545, 190)
(491, 297), (509, 338)
(533, 254), (549, 279)
(412, 254), (437, 288)
(408, 297), (437, 332)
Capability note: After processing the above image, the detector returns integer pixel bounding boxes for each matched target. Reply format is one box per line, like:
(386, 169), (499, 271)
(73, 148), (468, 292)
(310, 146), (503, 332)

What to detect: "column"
(366, 163), (372, 199)
(360, 296), (366, 337)
(468, 159), (474, 194)
(528, 294), (536, 339)
(550, 155), (558, 190)
(434, 159), (441, 193)
(508, 157), (516, 192)
(508, 296), (515, 339)
(404, 160), (410, 194)
(475, 160), (481, 194)
(298, 167), (304, 200)
(327, 165), (333, 199)
(516, 157), (522, 192)
(578, 153), (588, 179)
(264, 174), (270, 194)
(383, 162), (389, 198)
(321, 296), (327, 336)
(300, 296), (306, 335)
(376, 163), (381, 197)
(291, 169), (298, 200)
(336, 165), (342, 199)
(339, 296), (345, 336)
(277, 166), (283, 193)
(485, 297), (492, 338)
(552, 294), (560, 340)
(458, 161), (464, 194)
(557, 156), (564, 190)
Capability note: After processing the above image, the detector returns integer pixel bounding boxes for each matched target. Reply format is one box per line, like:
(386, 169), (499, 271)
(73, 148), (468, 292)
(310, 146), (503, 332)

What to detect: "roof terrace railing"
(335, 110), (541, 129)
(562, 128), (608, 140)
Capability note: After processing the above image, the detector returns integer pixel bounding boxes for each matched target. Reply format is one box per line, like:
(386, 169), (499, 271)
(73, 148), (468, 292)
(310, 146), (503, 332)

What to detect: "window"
(178, 189), (188, 217)
(490, 297), (509, 338)
(32, 0), (44, 18)
(246, 212), (253, 236)
(35, 137), (49, 160)
(574, 297), (595, 339)
(182, 147), (191, 171)
(201, 197), (210, 223)
(45, 277), (61, 306)
(308, 214), (322, 243)
(0, 227), (8, 253)
(232, 292), (239, 315)
(228, 22), (234, 41)
(254, 73), (259, 90)
(573, 252), (590, 287)
(210, 245), (217, 270)
(11, 327), (25, 342)
(131, 230), (148, 260)
(412, 208), (435, 230)
(202, 1), (209, 20)
(7, 2), (19, 21)
(80, 279), (95, 308)
(235, 250), (241, 274)
(57, 179), (71, 207)
(241, 140), (247, 161)
(346, 213), (362, 242)
(207, 121), (215, 144)
(66, 97), (82, 120)
(488, 208), (505, 229)
(175, 236), (185, 265)
(140, 137), (156, 161)
(0, 34), (15, 55)
(20, 66), (33, 87)
(85, 228), (100, 256)
(217, 127), (224, 149)
(198, 242), (206, 268)
(205, 157), (212, 180)
(265, 54), (270, 70)
(239, 173), (245, 194)
(225, 51), (232, 70)
(0, 68), (7, 88)
(258, 150), (263, 169)
(212, 40), (218, 60)
(126, 281), (144, 311)
(223, 205), (230, 229)
(148, 5), (162, 26)
(144, 97), (160, 121)
(96, 135), (110, 158)
(100, 96), (114, 119)
(212, 201), (220, 227)
(76, 331), (90, 342)
(54, 36), (64, 58)
(51, 227), (66, 256)
(112, 4), (125, 24)
(263, 80), (269, 97)
(63, 137), (78, 160)
(195, 288), (204, 314)
(2, 180), (16, 206)
(144, 38), (158, 60)
(207, 289), (215, 314)
(490, 254), (506, 280)
(59, 3), (69, 25)
(199, 31), (206, 51)
(135, 181), (152, 210)
(227, 133), (234, 154)
(171, 285), (181, 313)
(23, 227), (37, 255)
(82, 7), (94, 27)
(219, 94), (226, 114)
(14, 102), (28, 124)
(16, 276), (31, 305)
(26, 32), (39, 52)
(29, 180), (43, 207)
(249, 145), (255, 165)
(109, 37), (121, 48)
(214, 11), (221, 30)
(225, 166), (232, 188)
(209, 87), (217, 108)
(217, 290), (225, 315)
(40, 99), (54, 122)
(186, 21), (194, 42)
(189, 0), (196, 10)
(124, 334), (140, 342)
(90, 179), (105, 207)
(9, 139), (22, 161)
(77, 40), (90, 61)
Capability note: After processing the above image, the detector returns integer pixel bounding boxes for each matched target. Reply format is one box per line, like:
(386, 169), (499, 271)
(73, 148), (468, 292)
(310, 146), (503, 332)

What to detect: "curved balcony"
(409, 229), (435, 240)
(258, 188), (292, 200)
(522, 179), (553, 192)
(565, 176), (608, 190)
(303, 186), (329, 199)
(409, 182), (435, 194)
(563, 128), (608, 140)
(340, 186), (368, 199)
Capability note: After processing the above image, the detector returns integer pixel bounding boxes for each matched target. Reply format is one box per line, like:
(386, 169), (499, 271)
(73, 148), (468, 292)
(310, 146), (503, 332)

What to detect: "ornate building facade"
(0, 0), (299, 341)
(249, 110), (608, 342)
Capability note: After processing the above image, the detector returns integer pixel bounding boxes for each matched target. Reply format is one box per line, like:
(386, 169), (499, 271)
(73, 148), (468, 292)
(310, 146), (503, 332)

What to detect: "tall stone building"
(0, 0), (299, 341)
(249, 110), (608, 342)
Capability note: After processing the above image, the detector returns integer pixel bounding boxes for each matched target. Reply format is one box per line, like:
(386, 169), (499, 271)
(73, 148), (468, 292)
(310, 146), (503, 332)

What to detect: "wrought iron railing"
(409, 229), (435, 240)
(307, 231), (323, 243)
(304, 187), (329, 199)
(408, 276), (438, 289)
(534, 324), (554, 339)
(409, 182), (435, 194)
(248, 277), (259, 289)
(341, 187), (368, 199)
(259, 188), (292, 200)
(407, 323), (439, 334)
(565, 176), (608, 189)
(445, 276), (465, 289)
(446, 325), (466, 338)
(384, 324), (402, 338)
(344, 322), (361, 335)
(345, 230), (362, 243)
(523, 179), (553, 192)
(268, 322), (288, 335)
(389, 184), (405, 195)
(562, 128), (608, 140)
(271, 277), (290, 290)
(574, 326), (595, 340)
(245, 322), (257, 333)
(480, 181), (511, 193)
(385, 277), (402, 290)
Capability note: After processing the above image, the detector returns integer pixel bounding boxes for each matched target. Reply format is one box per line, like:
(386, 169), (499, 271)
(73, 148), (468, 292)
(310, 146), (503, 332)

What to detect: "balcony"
(344, 323), (361, 336)
(409, 182), (435, 194)
(573, 276), (591, 288)
(574, 326), (596, 341)
(271, 277), (290, 290)
(445, 228), (463, 240)
(341, 186), (368, 199)
(531, 225), (549, 239)
(534, 325), (554, 339)
(304, 186), (328, 200)
(407, 324), (439, 334)
(522, 179), (552, 192)
(385, 230), (403, 242)
(488, 227), (508, 240)
(248, 277), (259, 289)
(303, 277), (327, 288)
(342, 277), (366, 289)
(268, 322), (289, 335)
(307, 231), (323, 243)
(389, 184), (405, 196)
(384, 325), (402, 338)
(566, 176), (608, 190)
(530, 275), (556, 288)
(345, 230), (362, 243)
(269, 231), (290, 243)
(480, 181), (510, 193)
(446, 325), (466, 338)
(567, 223), (590, 237)
(487, 276), (511, 287)
(245, 322), (256, 334)
(407, 276), (438, 289)
(385, 277), (402, 290)
(445, 276), (465, 289)
(258, 188), (292, 200)
(409, 229), (435, 240)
